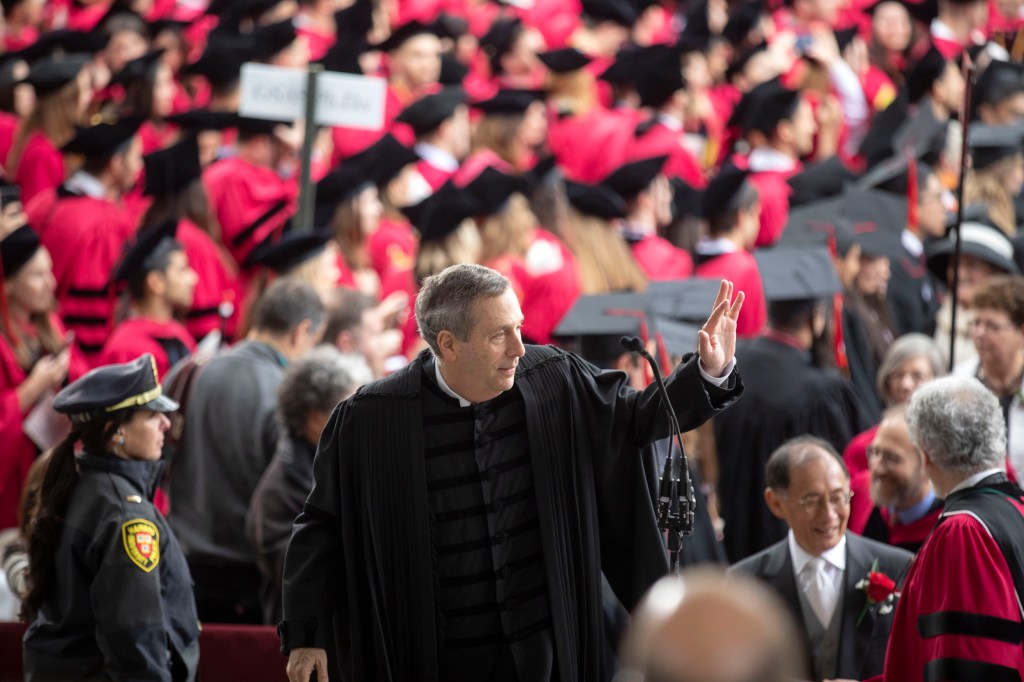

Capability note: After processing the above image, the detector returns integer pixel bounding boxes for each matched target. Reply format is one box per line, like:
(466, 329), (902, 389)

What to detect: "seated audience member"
(245, 346), (372, 624)
(163, 278), (325, 624)
(858, 406), (942, 552)
(730, 436), (912, 681)
(617, 568), (807, 682)
(879, 376), (1024, 680)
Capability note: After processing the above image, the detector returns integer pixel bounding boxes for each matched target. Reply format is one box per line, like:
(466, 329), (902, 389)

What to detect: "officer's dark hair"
(251, 276), (325, 337)
(764, 435), (848, 492)
(23, 411), (133, 618)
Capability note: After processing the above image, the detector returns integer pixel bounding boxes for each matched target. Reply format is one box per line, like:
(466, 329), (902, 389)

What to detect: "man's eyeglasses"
(791, 491), (853, 514)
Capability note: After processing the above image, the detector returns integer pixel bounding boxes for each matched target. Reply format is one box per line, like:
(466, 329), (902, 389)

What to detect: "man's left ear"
(436, 330), (457, 362)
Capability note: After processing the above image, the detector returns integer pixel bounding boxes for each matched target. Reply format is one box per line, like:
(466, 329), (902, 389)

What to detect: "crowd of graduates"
(3, 0), (1024, 675)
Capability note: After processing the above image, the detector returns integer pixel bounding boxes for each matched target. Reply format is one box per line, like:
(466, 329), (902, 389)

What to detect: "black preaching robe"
(715, 336), (870, 562)
(278, 345), (742, 682)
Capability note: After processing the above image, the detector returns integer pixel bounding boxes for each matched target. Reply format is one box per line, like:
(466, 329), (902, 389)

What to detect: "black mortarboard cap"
(248, 18), (298, 62)
(108, 48), (165, 89)
(906, 45), (948, 104)
(670, 177), (704, 221)
(439, 53), (469, 86)
(320, 0), (372, 74)
(702, 163), (751, 223)
(553, 292), (651, 366)
(841, 187), (908, 231)
(788, 156), (856, 207)
(834, 27), (860, 53)
(633, 44), (685, 108)
(61, 115), (144, 156)
(581, 0), (638, 27)
(143, 134), (201, 197)
(974, 59), (1024, 113)
(53, 353), (178, 423)
(374, 20), (441, 52)
(244, 226), (333, 270)
(745, 78), (801, 135)
(0, 224), (41, 279)
(395, 86), (467, 136)
(723, 1), (763, 45)
(599, 45), (645, 85)
(165, 108), (238, 131)
(480, 17), (521, 62)
(464, 166), (528, 212)
(181, 33), (253, 88)
(315, 133), (419, 224)
(538, 48), (592, 74)
(602, 155), (668, 201)
(403, 181), (480, 243)
(149, 18), (191, 37)
(927, 219), (1020, 279)
(472, 88), (544, 115)
(968, 122), (1024, 170)
(111, 219), (180, 286)
(20, 53), (89, 97)
(856, 147), (933, 194)
(234, 114), (291, 137)
(778, 197), (858, 256)
(756, 246), (842, 301)
(852, 221), (903, 259)
(37, 28), (110, 57)
(565, 179), (627, 219)
(726, 41), (768, 83)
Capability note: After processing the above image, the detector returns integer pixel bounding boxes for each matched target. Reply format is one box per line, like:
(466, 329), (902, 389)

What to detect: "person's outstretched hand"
(698, 279), (744, 378)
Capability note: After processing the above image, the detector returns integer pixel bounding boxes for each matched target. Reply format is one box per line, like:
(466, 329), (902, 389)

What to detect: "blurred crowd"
(2, 0), (1024, 677)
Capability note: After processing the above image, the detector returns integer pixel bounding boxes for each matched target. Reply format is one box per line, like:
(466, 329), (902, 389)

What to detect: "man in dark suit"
(730, 436), (913, 682)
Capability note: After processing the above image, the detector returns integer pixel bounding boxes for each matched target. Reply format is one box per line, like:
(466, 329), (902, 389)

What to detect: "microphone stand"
(621, 337), (695, 571)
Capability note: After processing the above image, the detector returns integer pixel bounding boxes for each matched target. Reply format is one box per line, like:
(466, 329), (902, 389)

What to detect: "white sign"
(239, 63), (387, 129)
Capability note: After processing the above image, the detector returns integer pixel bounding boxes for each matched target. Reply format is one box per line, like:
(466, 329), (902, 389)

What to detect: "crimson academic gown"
(36, 193), (139, 364)
(202, 155), (297, 268)
(873, 474), (1024, 682)
(749, 168), (799, 248)
(694, 249), (766, 337)
(15, 132), (64, 206)
(177, 218), (236, 343)
(368, 216), (417, 285)
(0, 315), (86, 530)
(99, 317), (197, 380)
(0, 112), (17, 179)
(628, 233), (694, 281)
(628, 121), (707, 189)
(547, 107), (634, 183)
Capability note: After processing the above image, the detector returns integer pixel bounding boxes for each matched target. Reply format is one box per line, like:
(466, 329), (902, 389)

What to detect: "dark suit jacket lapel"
(839, 534), (873, 677)
(763, 540), (815, 674)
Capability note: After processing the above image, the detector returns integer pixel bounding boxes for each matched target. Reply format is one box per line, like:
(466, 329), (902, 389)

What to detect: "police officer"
(21, 354), (200, 681)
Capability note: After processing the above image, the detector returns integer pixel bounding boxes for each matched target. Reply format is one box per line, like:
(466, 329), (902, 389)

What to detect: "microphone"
(621, 336), (696, 570)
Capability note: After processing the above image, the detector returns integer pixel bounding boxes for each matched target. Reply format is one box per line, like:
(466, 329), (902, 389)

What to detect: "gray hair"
(415, 263), (510, 356)
(906, 376), (1007, 475)
(277, 346), (373, 436)
(764, 435), (848, 491)
(876, 333), (945, 403)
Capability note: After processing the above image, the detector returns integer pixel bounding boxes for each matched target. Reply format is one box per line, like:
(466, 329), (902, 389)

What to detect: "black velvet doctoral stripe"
(426, 454), (530, 492)
(433, 488), (533, 523)
(436, 517), (540, 556)
(231, 198), (288, 247)
(923, 658), (1021, 682)
(919, 612), (1024, 645)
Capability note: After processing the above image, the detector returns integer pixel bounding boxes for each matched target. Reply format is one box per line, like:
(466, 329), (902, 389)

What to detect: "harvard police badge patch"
(122, 519), (160, 572)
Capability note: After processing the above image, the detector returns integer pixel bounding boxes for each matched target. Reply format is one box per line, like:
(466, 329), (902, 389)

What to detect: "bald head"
(619, 569), (807, 682)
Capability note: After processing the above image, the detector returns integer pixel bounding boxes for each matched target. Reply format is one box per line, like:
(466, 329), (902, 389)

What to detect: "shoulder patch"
(121, 518), (160, 572)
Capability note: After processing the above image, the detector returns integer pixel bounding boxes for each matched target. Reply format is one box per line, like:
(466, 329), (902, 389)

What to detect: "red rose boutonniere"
(855, 559), (898, 626)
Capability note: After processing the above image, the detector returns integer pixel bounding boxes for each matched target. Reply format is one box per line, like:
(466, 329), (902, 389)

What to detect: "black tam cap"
(599, 45), (645, 85)
(906, 45), (949, 104)
(787, 156), (856, 207)
(565, 179), (627, 219)
(248, 18), (298, 62)
(702, 163), (752, 224)
(439, 53), (469, 86)
(778, 197), (858, 256)
(402, 181), (480, 243)
(181, 33), (253, 89)
(602, 155), (668, 201)
(581, 0), (638, 27)
(61, 115), (143, 156)
(974, 59), (1024, 115)
(20, 53), (90, 97)
(111, 219), (180, 287)
(464, 166), (528, 213)
(756, 246), (842, 301)
(143, 135), (201, 197)
(234, 114), (291, 137)
(538, 48), (592, 74)
(633, 45), (685, 108)
(472, 88), (544, 115)
(164, 108), (238, 131)
(244, 227), (333, 271)
(53, 353), (179, 424)
(374, 20), (442, 52)
(109, 48), (164, 89)
(480, 17), (521, 63)
(0, 225), (41, 279)
(395, 86), (467, 136)
(968, 122), (1024, 170)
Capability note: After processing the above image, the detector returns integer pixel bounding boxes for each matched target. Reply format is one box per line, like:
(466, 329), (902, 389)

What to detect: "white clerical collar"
(948, 468), (1005, 495)
(788, 529), (847, 576)
(434, 361), (473, 407)
(901, 229), (923, 258)
(747, 147), (798, 174)
(64, 171), (107, 199)
(414, 142), (459, 172)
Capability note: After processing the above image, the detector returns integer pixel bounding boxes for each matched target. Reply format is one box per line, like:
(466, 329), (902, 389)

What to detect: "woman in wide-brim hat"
(21, 353), (200, 681)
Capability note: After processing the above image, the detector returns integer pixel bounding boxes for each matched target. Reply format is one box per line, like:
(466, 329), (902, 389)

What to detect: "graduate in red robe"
(693, 164), (767, 337)
(33, 117), (145, 365)
(396, 86), (472, 192)
(100, 220), (198, 379)
(872, 379), (1024, 682)
(0, 225), (87, 530)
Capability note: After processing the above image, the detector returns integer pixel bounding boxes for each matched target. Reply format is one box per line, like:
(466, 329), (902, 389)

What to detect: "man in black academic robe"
(279, 267), (744, 682)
